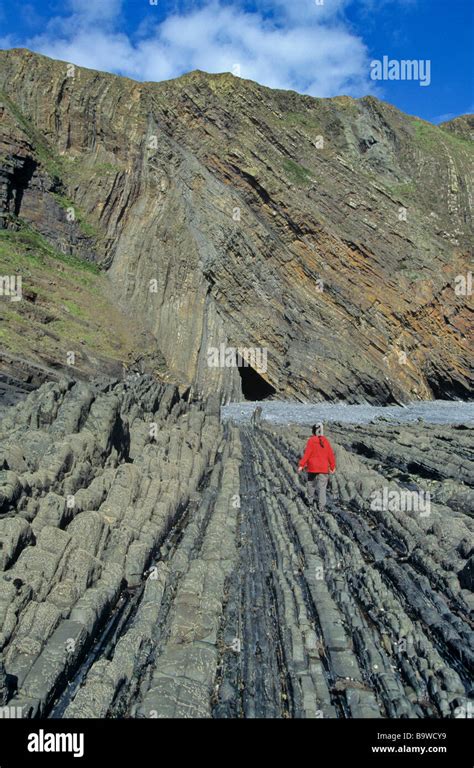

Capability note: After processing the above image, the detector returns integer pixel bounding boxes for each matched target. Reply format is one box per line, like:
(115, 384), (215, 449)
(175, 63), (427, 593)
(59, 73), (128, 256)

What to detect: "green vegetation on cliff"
(0, 225), (141, 374)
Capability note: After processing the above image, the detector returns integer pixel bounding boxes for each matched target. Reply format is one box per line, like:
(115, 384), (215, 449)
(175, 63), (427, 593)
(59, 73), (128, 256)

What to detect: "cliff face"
(0, 48), (472, 404)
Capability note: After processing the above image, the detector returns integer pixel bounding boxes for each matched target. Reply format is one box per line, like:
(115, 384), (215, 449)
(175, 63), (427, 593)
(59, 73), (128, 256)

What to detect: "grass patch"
(384, 182), (416, 201)
(0, 224), (100, 275)
(410, 118), (473, 156)
(93, 162), (122, 174)
(411, 119), (440, 151)
(0, 223), (144, 371)
(52, 193), (99, 238)
(439, 128), (474, 151)
(280, 111), (316, 129)
(282, 158), (312, 186)
(63, 300), (84, 318)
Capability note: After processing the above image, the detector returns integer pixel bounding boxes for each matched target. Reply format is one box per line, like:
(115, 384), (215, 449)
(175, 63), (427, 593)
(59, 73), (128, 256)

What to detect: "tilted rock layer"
(0, 48), (473, 403)
(0, 377), (472, 718)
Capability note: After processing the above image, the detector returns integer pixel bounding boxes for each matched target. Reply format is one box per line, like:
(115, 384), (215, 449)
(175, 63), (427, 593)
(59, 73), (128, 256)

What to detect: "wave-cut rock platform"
(0, 376), (472, 718)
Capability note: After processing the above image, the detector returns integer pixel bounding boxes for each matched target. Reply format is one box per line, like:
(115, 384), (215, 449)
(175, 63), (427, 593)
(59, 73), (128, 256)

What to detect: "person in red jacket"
(298, 425), (336, 512)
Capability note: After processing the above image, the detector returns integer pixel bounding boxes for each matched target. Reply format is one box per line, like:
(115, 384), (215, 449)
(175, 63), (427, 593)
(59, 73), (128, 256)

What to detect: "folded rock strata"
(0, 49), (472, 404)
(0, 377), (472, 718)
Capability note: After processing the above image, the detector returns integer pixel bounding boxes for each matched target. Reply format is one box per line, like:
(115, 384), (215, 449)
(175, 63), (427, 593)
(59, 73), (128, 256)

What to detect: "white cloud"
(67, 0), (123, 23)
(13, 0), (376, 98)
(430, 104), (474, 124)
(259, 0), (351, 23)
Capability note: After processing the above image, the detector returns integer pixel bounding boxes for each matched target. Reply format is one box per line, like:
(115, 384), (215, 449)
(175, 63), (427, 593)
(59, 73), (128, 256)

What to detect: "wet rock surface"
(0, 378), (472, 718)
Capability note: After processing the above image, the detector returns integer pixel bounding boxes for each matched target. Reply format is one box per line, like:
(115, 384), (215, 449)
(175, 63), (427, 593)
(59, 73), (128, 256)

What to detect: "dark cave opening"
(238, 362), (276, 401)
(10, 157), (37, 216)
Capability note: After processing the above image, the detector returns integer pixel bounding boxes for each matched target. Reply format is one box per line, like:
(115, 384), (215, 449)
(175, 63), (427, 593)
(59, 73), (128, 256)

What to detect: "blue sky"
(0, 0), (472, 123)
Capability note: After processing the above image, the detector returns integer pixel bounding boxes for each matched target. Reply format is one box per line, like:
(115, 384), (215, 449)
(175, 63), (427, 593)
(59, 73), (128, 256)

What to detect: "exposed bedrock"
(0, 377), (472, 718)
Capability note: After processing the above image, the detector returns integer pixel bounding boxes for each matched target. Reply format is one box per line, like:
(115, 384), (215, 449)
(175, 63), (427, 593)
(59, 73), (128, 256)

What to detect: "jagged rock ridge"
(0, 377), (472, 718)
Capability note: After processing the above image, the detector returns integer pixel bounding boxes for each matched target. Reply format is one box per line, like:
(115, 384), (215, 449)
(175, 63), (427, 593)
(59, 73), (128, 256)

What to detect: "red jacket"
(299, 435), (336, 474)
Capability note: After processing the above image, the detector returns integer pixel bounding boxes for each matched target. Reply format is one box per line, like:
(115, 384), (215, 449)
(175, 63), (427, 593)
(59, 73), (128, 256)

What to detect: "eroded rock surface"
(0, 378), (472, 718)
(0, 49), (472, 404)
